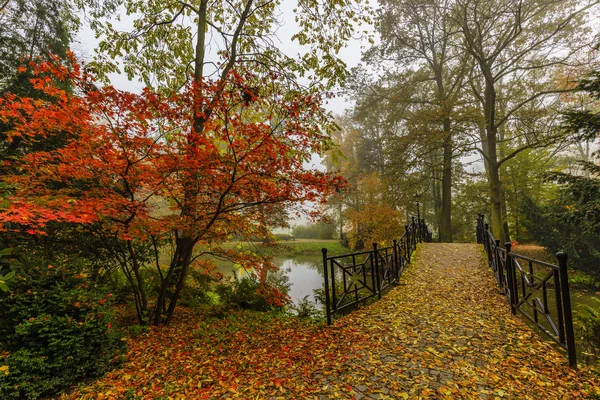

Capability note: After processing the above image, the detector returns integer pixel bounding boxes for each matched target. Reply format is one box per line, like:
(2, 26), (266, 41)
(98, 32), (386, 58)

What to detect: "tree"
(360, 0), (473, 242)
(522, 70), (600, 280)
(454, 0), (600, 241)
(341, 174), (404, 250)
(0, 55), (343, 324)
(71, 0), (370, 324)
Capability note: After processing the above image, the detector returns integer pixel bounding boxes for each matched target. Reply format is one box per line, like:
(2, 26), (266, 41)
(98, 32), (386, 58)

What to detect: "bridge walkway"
(320, 242), (597, 399)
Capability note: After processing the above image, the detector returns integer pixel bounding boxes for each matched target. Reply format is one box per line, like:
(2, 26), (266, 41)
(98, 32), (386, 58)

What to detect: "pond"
(214, 255), (325, 306)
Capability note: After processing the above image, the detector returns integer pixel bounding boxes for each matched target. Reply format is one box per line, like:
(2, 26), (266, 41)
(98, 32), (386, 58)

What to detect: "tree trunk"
(440, 125), (453, 242)
(154, 0), (209, 326)
(481, 65), (506, 241)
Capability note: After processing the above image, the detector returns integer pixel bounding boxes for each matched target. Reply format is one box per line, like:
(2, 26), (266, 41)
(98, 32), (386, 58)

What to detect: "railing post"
(392, 239), (399, 280)
(495, 239), (503, 289)
(484, 223), (492, 264)
(373, 243), (382, 299)
(505, 242), (517, 315)
(411, 217), (417, 246)
(557, 252), (577, 368)
(405, 225), (411, 262)
(321, 248), (331, 326)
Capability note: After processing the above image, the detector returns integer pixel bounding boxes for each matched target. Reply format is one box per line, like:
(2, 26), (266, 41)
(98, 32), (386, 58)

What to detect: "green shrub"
(0, 258), (125, 399)
(577, 299), (600, 365)
(178, 268), (220, 309)
(216, 271), (291, 311)
(290, 296), (323, 320)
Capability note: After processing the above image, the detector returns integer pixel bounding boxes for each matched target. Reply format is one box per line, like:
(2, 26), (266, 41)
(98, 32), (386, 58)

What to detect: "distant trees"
(292, 222), (336, 240)
(338, 0), (600, 243)
(359, 0), (472, 242)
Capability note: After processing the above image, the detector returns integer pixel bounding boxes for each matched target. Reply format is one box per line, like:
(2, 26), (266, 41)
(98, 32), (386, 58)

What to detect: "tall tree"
(75, 0), (372, 324)
(455, 0), (600, 241)
(359, 0), (472, 242)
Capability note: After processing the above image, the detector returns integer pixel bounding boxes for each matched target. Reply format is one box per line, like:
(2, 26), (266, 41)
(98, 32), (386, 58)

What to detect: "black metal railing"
(476, 214), (577, 368)
(321, 217), (432, 325)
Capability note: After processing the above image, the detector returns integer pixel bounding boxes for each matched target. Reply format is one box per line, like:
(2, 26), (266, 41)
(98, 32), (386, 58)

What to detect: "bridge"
(316, 216), (599, 398)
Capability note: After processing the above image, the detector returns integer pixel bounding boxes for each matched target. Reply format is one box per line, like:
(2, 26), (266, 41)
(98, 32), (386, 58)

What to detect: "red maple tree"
(0, 53), (344, 324)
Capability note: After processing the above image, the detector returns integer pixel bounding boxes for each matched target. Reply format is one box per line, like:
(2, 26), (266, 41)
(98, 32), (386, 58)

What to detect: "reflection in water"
(277, 258), (323, 305)
(215, 256), (324, 305)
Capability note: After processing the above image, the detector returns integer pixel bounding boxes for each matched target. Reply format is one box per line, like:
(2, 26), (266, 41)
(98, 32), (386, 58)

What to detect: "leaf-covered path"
(65, 243), (599, 399)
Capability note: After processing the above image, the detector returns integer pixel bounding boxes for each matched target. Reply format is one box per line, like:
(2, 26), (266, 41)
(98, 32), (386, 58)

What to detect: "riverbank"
(220, 239), (349, 257)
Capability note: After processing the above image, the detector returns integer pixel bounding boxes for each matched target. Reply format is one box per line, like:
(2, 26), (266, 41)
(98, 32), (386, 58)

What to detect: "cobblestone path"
(314, 243), (598, 399)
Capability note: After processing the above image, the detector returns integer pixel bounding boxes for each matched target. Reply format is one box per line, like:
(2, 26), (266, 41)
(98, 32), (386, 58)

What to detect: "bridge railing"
(321, 216), (432, 325)
(476, 214), (577, 368)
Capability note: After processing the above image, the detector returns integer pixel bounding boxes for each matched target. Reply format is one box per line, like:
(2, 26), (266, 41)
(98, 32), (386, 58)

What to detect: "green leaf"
(2, 271), (15, 280)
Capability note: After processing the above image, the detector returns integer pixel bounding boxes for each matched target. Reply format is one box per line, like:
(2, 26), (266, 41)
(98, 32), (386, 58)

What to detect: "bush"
(178, 267), (221, 309)
(577, 299), (600, 365)
(216, 270), (291, 311)
(290, 296), (323, 320)
(0, 257), (125, 399)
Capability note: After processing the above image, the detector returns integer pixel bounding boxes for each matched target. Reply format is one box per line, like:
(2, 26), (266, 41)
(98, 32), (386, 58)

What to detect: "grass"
(512, 244), (600, 291)
(219, 239), (349, 257)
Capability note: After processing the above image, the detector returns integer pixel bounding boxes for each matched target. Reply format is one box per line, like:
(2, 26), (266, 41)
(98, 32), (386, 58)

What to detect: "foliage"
(0, 55), (343, 324)
(520, 70), (600, 280)
(344, 175), (405, 250)
(577, 299), (600, 365)
(177, 267), (222, 309)
(0, 247), (16, 292)
(521, 193), (600, 281)
(0, 0), (78, 95)
(86, 0), (372, 91)
(216, 270), (291, 311)
(0, 257), (124, 399)
(292, 221), (336, 240)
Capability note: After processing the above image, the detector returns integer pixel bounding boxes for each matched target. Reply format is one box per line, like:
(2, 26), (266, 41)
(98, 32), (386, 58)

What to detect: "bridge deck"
(321, 242), (597, 399)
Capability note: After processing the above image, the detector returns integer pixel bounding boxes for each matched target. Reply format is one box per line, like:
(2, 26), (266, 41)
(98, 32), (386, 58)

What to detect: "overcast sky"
(72, 1), (371, 118)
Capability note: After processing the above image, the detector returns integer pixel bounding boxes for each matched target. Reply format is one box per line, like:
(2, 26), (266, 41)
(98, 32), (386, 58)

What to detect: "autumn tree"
(454, 0), (600, 241)
(0, 55), (343, 324)
(67, 0), (370, 324)
(344, 174), (404, 250)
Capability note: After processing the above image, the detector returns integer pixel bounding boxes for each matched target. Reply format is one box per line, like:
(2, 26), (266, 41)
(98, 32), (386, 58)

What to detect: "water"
(276, 257), (323, 304)
(214, 255), (324, 305)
